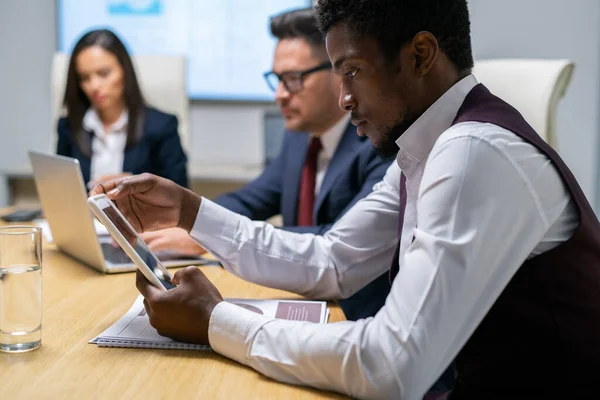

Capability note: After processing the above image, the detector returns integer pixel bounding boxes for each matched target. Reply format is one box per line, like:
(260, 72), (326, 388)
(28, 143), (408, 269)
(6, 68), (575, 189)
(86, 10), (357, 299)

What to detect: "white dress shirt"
(84, 108), (128, 184)
(191, 75), (578, 399)
(314, 113), (351, 195)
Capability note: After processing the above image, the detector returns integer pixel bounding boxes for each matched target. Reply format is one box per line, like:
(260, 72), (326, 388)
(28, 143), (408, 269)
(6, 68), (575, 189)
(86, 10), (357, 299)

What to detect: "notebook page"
(91, 296), (329, 346)
(90, 296), (169, 343)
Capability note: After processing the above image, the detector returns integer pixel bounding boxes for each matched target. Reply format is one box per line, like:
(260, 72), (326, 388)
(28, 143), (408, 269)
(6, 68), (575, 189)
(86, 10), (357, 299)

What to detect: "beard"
(374, 114), (419, 159)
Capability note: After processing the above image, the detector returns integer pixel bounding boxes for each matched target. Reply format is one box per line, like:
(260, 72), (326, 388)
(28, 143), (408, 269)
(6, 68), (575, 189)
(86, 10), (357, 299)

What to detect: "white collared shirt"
(84, 108), (128, 183)
(191, 75), (578, 399)
(314, 113), (351, 195)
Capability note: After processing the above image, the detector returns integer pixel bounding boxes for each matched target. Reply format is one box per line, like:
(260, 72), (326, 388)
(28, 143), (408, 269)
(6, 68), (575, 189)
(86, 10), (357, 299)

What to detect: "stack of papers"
(90, 295), (329, 350)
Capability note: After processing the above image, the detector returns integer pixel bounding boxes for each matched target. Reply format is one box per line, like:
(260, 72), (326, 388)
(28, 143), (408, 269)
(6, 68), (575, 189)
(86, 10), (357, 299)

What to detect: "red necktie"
(297, 137), (322, 226)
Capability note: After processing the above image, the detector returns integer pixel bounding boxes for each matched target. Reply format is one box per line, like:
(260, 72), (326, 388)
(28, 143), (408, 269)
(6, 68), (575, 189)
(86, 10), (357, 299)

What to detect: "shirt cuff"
(190, 198), (229, 240)
(189, 198), (246, 262)
(208, 301), (270, 366)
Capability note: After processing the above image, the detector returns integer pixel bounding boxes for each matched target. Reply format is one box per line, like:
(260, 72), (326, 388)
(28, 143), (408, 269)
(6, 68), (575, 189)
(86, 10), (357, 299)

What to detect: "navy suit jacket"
(216, 123), (392, 320)
(57, 107), (188, 188)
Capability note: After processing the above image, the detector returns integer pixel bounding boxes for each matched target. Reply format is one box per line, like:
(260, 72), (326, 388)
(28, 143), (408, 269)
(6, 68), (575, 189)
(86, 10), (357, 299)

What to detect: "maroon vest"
(448, 84), (600, 398)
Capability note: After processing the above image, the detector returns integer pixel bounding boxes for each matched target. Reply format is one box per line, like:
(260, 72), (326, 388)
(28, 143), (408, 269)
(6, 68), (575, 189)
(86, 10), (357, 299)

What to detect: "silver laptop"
(29, 151), (209, 273)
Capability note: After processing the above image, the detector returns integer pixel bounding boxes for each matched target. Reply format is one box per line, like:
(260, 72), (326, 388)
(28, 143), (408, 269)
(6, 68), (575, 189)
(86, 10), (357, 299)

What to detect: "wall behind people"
(0, 0), (56, 206)
(469, 0), (600, 212)
(1, 0), (599, 212)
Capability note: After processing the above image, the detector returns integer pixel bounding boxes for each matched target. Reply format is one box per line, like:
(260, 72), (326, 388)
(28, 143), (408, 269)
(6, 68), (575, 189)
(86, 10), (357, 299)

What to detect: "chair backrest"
(472, 58), (574, 148)
(51, 53), (190, 152)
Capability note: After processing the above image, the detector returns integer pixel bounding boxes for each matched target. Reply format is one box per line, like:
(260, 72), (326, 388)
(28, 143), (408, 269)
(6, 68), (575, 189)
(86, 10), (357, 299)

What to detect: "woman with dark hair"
(57, 29), (188, 188)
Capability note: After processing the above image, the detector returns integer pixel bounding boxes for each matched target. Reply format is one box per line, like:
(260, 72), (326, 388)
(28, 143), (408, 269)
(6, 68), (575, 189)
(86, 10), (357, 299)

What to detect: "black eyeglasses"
(263, 62), (332, 94)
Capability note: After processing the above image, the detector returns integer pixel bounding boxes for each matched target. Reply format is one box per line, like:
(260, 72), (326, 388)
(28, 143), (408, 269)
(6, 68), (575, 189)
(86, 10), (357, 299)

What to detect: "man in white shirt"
(91, 0), (600, 398)
(139, 8), (392, 322)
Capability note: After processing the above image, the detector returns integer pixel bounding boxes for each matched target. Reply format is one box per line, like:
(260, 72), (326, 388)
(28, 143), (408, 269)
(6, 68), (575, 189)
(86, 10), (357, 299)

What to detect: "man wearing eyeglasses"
(141, 7), (392, 321)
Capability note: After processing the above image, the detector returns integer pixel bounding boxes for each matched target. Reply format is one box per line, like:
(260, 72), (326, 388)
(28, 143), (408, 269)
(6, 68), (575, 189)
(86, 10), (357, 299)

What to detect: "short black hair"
(270, 7), (325, 49)
(315, 0), (474, 71)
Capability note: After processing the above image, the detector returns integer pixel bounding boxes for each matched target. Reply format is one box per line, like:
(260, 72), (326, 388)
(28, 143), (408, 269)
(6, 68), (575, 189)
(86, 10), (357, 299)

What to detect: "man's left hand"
(136, 266), (223, 344)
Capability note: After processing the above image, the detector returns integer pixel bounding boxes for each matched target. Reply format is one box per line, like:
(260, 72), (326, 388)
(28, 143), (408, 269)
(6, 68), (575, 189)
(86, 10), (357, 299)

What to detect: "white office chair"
(50, 53), (190, 152)
(472, 59), (574, 148)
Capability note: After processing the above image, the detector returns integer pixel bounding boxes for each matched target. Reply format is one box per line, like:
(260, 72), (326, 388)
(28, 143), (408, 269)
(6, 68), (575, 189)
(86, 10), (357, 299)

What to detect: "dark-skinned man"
(92, 1), (600, 398)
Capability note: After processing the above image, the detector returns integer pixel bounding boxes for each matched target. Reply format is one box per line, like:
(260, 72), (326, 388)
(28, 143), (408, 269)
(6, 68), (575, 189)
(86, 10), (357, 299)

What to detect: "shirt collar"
(313, 113), (351, 159)
(395, 74), (478, 172)
(83, 108), (129, 137)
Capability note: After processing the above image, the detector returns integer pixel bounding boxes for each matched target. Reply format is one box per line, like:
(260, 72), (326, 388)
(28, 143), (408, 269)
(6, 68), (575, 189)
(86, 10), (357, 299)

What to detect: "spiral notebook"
(90, 295), (329, 350)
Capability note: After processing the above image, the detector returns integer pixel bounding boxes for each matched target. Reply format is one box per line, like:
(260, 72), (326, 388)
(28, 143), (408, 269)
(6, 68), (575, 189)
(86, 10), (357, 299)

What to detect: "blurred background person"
(57, 29), (188, 189)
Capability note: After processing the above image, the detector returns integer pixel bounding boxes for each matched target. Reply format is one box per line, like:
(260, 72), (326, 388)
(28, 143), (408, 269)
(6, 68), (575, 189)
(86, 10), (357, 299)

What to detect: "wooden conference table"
(0, 216), (347, 400)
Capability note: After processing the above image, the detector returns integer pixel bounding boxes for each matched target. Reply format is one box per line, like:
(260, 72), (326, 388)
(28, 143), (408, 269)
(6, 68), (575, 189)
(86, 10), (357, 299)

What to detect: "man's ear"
(411, 31), (439, 77)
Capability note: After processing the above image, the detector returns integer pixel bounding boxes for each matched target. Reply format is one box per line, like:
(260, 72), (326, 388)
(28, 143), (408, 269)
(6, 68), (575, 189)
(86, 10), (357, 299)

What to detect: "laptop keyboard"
(100, 242), (133, 265)
(99, 242), (219, 267)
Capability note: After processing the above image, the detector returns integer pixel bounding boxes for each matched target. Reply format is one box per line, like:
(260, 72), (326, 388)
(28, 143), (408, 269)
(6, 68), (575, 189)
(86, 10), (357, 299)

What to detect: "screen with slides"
(57, 0), (311, 101)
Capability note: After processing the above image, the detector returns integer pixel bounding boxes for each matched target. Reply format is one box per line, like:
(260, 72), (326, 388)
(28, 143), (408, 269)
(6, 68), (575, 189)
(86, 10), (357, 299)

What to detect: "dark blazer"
(216, 122), (393, 320)
(57, 107), (188, 188)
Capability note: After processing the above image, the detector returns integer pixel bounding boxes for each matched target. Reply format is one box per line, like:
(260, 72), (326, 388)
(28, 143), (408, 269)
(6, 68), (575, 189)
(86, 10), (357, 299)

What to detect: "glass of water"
(0, 226), (42, 352)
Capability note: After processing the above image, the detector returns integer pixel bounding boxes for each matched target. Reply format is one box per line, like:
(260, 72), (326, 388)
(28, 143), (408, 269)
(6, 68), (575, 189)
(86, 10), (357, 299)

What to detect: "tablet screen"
(102, 203), (175, 290)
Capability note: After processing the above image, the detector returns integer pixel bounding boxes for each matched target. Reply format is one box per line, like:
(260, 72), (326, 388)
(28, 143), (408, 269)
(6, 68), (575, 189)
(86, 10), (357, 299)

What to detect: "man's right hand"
(89, 173), (201, 234)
